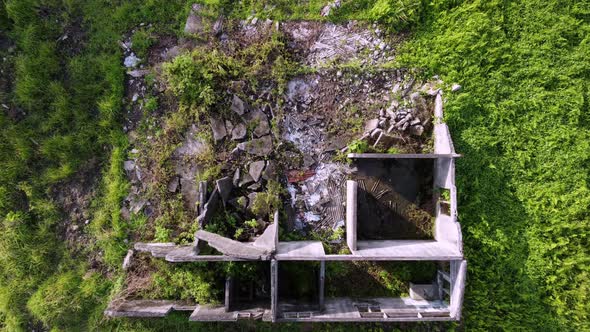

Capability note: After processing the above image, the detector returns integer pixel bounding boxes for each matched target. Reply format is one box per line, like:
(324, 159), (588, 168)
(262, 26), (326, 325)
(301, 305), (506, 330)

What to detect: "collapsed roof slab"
(195, 230), (271, 260)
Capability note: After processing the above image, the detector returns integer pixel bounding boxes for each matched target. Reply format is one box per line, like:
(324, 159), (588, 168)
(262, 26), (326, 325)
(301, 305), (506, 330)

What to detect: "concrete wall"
(450, 260), (467, 320)
(346, 180), (358, 252)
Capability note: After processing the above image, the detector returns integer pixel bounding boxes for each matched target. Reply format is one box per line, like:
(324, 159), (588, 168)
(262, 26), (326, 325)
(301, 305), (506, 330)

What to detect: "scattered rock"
(262, 161), (277, 181)
(248, 183), (262, 191)
(243, 108), (270, 138)
(184, 4), (204, 35)
(124, 160), (136, 172)
(451, 83), (462, 92)
(127, 69), (150, 78)
(247, 192), (258, 211)
(210, 117), (227, 142)
(231, 95), (247, 115)
(212, 16), (224, 36)
(239, 172), (254, 187)
(249, 160), (266, 182)
(410, 125), (424, 136)
(232, 168), (240, 186)
(122, 250), (133, 270)
(167, 176), (179, 193)
(231, 122), (247, 140)
(237, 135), (273, 156)
(320, 0), (341, 17)
(225, 120), (233, 134)
(365, 118), (379, 133)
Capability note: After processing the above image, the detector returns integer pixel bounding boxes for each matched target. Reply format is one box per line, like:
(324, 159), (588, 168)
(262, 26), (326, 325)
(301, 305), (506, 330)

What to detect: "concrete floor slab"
(276, 241), (326, 260)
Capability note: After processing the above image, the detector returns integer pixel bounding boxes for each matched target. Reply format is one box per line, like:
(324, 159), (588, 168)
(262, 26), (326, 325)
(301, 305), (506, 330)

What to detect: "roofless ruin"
(106, 4), (466, 324)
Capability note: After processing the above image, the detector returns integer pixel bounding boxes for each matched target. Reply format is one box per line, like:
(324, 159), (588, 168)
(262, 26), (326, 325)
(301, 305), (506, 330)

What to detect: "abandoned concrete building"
(105, 89), (466, 322)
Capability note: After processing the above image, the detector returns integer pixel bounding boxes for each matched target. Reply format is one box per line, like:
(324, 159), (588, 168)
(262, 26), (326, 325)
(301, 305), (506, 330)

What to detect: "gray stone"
(410, 125), (424, 136)
(122, 250), (133, 270)
(225, 120), (233, 134)
(180, 178), (199, 212)
(262, 161), (277, 181)
(212, 16), (224, 36)
(174, 127), (208, 157)
(249, 160), (266, 182)
(239, 172), (254, 187)
(196, 187), (220, 228)
(232, 168), (240, 186)
(247, 192), (258, 211)
(216, 177), (233, 204)
(210, 117), (227, 142)
(231, 95), (247, 115)
(184, 4), (204, 35)
(451, 83), (462, 92)
(248, 183), (262, 191)
(231, 122), (247, 140)
(229, 196), (248, 210)
(124, 54), (140, 68)
(124, 160), (135, 172)
(167, 176), (179, 193)
(365, 118), (379, 133)
(243, 108), (270, 137)
(237, 135), (273, 156)
(127, 69), (150, 78)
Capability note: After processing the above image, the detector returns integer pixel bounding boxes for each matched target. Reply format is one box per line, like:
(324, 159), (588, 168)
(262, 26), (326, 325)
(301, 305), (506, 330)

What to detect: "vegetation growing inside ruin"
(0, 0), (588, 331)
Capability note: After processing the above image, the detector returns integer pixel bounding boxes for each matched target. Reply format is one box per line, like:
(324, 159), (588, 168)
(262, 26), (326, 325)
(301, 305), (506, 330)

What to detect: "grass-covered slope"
(398, 0), (589, 329)
(0, 0), (588, 331)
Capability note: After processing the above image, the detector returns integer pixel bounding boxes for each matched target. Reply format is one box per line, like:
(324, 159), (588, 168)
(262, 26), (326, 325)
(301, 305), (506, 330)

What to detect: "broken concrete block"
(210, 117), (227, 142)
(216, 177), (233, 204)
(253, 219), (278, 253)
(237, 135), (273, 156)
(225, 120), (233, 134)
(249, 160), (266, 182)
(451, 83), (462, 92)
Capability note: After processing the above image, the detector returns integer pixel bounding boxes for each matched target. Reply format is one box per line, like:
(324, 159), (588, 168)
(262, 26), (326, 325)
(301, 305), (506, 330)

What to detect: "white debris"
(124, 54), (141, 68)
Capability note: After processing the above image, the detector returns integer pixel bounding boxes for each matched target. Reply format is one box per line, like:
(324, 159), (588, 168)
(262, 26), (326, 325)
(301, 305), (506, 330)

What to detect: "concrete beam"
(348, 153), (461, 159)
(346, 180), (357, 252)
(224, 277), (232, 312)
(253, 212), (278, 253)
(319, 261), (325, 310)
(271, 259), (278, 322)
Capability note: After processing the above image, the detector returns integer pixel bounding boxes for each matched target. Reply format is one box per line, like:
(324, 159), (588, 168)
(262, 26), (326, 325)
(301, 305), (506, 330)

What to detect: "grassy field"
(0, 0), (588, 331)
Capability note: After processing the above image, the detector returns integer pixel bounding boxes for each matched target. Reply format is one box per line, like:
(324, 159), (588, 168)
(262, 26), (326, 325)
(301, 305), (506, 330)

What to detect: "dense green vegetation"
(0, 0), (588, 331)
